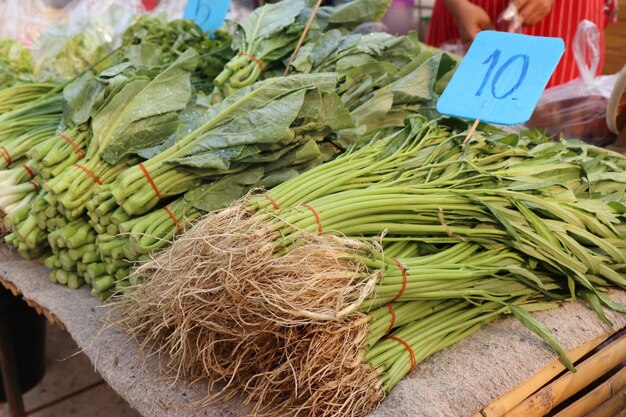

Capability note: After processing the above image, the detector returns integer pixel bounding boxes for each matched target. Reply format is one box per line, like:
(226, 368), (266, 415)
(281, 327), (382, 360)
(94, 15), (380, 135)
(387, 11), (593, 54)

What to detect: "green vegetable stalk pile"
(0, 84), (64, 240)
(117, 116), (626, 417)
(120, 16), (232, 93)
(0, 17), (233, 295)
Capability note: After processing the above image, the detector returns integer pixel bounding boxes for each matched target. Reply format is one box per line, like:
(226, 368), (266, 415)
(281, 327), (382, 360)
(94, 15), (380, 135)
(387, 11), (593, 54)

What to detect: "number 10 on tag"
(437, 31), (564, 126)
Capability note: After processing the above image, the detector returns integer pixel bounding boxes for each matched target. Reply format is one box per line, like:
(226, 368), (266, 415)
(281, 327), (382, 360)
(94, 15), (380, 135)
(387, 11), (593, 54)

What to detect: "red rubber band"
(22, 164), (35, 178)
(301, 203), (322, 234)
(0, 146), (12, 166)
(385, 302), (396, 335)
(262, 194), (280, 210)
(139, 163), (162, 200)
(28, 180), (39, 192)
(73, 164), (102, 185)
(238, 51), (264, 70)
(385, 336), (416, 372)
(58, 133), (84, 158)
(163, 205), (182, 235)
(390, 257), (407, 302)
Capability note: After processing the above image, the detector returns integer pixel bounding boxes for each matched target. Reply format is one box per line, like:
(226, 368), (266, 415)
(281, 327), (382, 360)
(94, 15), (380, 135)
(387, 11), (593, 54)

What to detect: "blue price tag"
(437, 31), (565, 126)
(184, 0), (231, 32)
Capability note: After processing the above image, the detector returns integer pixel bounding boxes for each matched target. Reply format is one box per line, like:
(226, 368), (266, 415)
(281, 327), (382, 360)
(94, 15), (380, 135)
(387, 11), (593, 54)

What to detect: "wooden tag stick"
(464, 119), (480, 145)
(284, 0), (323, 76)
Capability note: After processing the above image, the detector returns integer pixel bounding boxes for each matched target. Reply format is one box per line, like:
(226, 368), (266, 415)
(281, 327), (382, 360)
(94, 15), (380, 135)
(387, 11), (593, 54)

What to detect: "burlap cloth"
(2, 245), (625, 417)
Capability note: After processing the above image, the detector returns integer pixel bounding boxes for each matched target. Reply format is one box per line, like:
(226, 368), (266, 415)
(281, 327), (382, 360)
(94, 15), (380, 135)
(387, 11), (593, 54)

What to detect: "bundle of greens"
(121, 16), (233, 92)
(315, 31), (456, 145)
(28, 17), (232, 183)
(3, 192), (49, 259)
(1, 17), (235, 292)
(46, 47), (199, 219)
(0, 166), (38, 215)
(109, 73), (350, 216)
(0, 91), (64, 171)
(117, 116), (626, 417)
(0, 82), (59, 115)
(0, 86), (63, 230)
(211, 0), (392, 101)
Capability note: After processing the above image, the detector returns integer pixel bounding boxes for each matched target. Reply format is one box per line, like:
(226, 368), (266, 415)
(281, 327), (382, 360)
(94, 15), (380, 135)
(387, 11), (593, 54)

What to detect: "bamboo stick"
(474, 332), (617, 417)
(583, 387), (626, 417)
(502, 333), (626, 417)
(553, 367), (626, 417)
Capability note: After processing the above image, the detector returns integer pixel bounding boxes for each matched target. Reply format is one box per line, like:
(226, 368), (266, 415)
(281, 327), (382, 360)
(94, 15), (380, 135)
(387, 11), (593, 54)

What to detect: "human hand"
(445, 0), (493, 44)
(514, 0), (554, 26)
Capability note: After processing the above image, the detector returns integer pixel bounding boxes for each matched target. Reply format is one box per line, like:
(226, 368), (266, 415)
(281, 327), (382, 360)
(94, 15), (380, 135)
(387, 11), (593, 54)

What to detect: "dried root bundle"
(115, 203), (381, 400)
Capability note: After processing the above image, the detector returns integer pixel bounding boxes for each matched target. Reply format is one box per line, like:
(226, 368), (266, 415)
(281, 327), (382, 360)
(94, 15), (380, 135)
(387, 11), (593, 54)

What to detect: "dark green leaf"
(63, 72), (104, 126)
(97, 49), (198, 163)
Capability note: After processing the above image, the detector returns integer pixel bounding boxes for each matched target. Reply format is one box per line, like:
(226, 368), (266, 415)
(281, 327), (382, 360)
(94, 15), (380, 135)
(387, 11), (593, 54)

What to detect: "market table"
(2, 244), (626, 417)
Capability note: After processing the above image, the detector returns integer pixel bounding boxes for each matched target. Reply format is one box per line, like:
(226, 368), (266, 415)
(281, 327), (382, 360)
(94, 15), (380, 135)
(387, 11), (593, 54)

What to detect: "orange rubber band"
(22, 164), (35, 178)
(28, 180), (39, 192)
(238, 52), (263, 71)
(262, 194), (280, 210)
(385, 336), (416, 372)
(73, 164), (102, 185)
(139, 163), (162, 200)
(0, 146), (12, 166)
(58, 133), (84, 158)
(301, 203), (322, 234)
(390, 257), (407, 302)
(163, 205), (182, 235)
(385, 302), (396, 335)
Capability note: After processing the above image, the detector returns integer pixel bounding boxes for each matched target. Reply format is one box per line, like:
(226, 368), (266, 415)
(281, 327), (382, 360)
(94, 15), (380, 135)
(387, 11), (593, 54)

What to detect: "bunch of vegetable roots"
(117, 116), (626, 417)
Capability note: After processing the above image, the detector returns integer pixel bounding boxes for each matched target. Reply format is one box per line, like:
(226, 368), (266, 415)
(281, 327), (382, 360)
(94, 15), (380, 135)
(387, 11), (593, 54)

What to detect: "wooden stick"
(502, 333), (626, 417)
(283, 0), (323, 76)
(553, 366), (626, 417)
(583, 387), (626, 417)
(474, 332), (616, 417)
(463, 119), (480, 144)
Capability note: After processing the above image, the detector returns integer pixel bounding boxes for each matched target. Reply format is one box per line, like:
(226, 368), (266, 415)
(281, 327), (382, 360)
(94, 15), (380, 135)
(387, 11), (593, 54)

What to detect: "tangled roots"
(240, 317), (385, 417)
(114, 203), (381, 407)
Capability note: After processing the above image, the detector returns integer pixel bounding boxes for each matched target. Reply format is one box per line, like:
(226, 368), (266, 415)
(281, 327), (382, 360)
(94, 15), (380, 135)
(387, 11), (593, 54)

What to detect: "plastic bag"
(28, 0), (142, 78)
(527, 20), (618, 147)
(495, 2), (523, 33)
(0, 0), (62, 47)
(0, 0), (188, 79)
(0, 0), (188, 47)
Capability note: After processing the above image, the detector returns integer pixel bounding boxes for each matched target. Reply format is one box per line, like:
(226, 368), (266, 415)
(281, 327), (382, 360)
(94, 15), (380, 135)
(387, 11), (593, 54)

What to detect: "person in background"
(427, 0), (619, 87)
